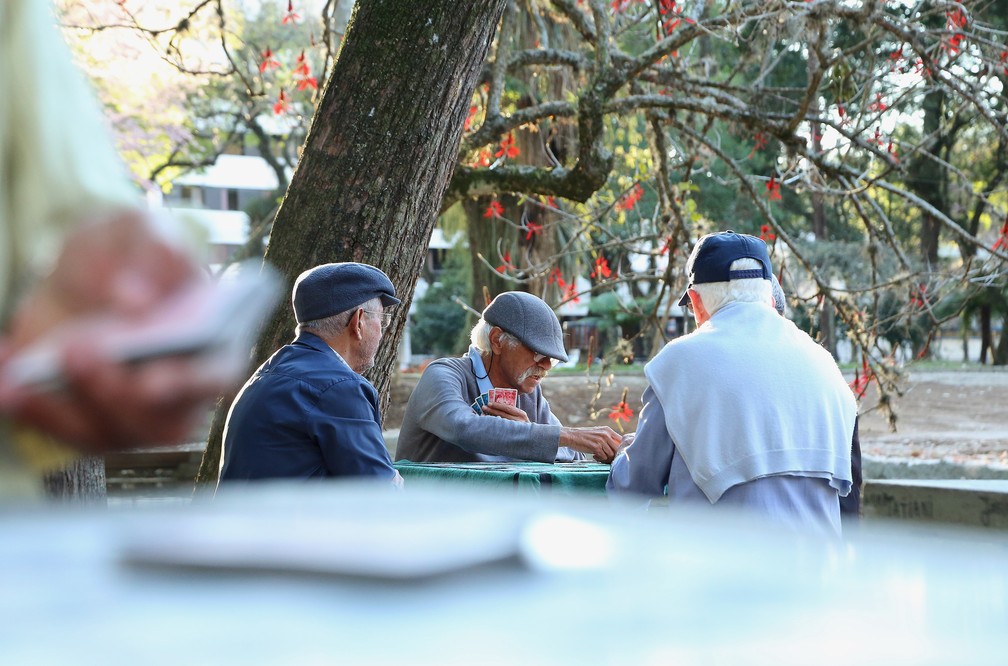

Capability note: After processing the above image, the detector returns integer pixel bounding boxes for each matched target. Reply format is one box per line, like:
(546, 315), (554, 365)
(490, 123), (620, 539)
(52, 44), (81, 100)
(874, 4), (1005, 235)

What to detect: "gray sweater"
(394, 355), (583, 463)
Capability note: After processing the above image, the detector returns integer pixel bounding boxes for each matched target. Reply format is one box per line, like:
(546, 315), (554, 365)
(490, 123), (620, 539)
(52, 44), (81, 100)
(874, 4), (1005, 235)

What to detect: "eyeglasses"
(532, 352), (561, 368)
(362, 309), (393, 331)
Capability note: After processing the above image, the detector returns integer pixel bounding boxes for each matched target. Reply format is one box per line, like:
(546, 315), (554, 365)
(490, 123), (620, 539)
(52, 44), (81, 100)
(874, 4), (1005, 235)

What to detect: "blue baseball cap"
(292, 262), (400, 323)
(677, 231), (772, 307)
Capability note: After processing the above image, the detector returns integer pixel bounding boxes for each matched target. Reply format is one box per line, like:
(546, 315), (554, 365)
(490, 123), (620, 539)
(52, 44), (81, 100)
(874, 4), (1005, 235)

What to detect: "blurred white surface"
(1, 481), (1006, 664)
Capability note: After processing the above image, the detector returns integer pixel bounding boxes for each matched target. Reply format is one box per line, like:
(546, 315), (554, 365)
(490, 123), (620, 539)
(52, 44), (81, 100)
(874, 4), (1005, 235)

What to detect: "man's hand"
(0, 211), (243, 453)
(479, 402), (531, 423)
(559, 426), (622, 463)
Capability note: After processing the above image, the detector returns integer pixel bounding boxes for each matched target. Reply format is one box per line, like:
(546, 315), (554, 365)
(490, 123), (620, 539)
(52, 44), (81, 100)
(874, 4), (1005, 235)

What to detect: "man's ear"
(688, 289), (710, 323)
(488, 326), (503, 354)
(350, 308), (365, 339)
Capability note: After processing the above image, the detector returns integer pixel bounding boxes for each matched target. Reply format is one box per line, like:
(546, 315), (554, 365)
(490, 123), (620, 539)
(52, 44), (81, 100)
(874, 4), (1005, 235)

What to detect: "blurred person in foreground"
(219, 263), (403, 485)
(607, 231), (856, 536)
(0, 0), (246, 500)
(395, 291), (621, 464)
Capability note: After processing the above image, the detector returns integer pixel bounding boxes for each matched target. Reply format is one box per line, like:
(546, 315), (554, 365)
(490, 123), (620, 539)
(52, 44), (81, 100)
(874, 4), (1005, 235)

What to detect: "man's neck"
(322, 334), (360, 373)
(482, 351), (513, 389)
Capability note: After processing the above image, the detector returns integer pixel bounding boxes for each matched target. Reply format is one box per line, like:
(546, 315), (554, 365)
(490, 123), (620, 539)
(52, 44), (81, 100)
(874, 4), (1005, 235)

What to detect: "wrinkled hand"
(0, 211), (237, 453)
(559, 425), (622, 463)
(480, 402), (530, 423)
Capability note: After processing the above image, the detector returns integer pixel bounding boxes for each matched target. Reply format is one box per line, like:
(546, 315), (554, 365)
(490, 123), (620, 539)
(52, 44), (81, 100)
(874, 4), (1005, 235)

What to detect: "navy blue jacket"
(220, 332), (396, 481)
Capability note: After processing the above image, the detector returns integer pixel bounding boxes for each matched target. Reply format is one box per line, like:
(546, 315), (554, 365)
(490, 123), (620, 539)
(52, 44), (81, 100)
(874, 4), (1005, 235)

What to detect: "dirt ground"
(387, 367), (1008, 467)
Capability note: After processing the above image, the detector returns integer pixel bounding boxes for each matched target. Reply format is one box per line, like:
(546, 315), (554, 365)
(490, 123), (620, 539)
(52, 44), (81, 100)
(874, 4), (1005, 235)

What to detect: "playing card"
(491, 388), (518, 406)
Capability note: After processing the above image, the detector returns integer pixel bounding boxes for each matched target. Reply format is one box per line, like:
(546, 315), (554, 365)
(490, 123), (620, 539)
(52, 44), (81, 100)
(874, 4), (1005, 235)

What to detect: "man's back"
(611, 301), (855, 534)
(221, 333), (395, 480)
(647, 301), (855, 503)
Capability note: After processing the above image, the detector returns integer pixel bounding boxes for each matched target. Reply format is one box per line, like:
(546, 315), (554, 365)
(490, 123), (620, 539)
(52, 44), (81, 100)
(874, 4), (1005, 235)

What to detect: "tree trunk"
(994, 313), (1008, 366)
(196, 0), (508, 485)
(979, 304), (992, 364)
(43, 456), (106, 504)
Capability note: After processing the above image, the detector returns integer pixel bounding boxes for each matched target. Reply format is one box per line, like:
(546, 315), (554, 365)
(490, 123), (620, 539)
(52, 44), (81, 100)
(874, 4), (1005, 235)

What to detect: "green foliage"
(410, 243), (474, 357)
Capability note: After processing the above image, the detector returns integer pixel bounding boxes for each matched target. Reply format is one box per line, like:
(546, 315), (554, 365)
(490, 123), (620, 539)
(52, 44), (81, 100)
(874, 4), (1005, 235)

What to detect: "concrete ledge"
(863, 479), (1008, 530)
(864, 455), (1008, 481)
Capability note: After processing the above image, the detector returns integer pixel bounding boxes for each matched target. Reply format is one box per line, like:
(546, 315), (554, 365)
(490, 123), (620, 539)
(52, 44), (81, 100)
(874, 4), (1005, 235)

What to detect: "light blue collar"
(467, 345), (496, 395)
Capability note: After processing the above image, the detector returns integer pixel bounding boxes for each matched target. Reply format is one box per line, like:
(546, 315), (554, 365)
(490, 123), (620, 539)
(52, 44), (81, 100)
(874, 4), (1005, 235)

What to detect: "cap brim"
(380, 294), (401, 307)
(677, 289), (690, 308)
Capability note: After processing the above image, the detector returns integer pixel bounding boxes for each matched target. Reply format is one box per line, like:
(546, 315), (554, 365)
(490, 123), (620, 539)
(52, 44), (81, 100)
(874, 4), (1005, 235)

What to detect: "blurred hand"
(480, 402), (530, 423)
(6, 211), (197, 347)
(559, 425), (622, 463)
(0, 211), (238, 453)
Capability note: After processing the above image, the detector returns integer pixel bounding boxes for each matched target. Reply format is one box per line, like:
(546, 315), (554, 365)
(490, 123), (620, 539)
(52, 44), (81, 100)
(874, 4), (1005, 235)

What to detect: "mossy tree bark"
(195, 0), (508, 485)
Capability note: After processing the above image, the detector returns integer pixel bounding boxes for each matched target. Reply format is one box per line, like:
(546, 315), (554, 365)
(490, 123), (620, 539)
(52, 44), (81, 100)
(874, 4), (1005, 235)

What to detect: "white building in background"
(152, 154), (284, 266)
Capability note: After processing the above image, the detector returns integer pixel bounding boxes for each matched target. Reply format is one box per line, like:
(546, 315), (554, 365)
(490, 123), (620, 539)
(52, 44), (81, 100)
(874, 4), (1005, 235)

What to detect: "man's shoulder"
(258, 343), (357, 388)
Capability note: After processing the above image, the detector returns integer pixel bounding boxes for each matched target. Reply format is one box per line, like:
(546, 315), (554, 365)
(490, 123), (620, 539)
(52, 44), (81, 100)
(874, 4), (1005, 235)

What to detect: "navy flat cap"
(677, 230), (772, 307)
(292, 262), (400, 324)
(483, 291), (569, 363)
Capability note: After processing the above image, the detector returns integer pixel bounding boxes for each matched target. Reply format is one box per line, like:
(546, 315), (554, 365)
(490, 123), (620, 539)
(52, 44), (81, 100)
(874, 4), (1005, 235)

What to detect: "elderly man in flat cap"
(220, 263), (401, 484)
(395, 291), (621, 464)
(608, 231), (856, 536)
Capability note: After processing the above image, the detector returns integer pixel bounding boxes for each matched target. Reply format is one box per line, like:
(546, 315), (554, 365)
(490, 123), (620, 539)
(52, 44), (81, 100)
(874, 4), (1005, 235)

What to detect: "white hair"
(470, 318), (521, 354)
(691, 258), (773, 316)
(298, 297), (380, 337)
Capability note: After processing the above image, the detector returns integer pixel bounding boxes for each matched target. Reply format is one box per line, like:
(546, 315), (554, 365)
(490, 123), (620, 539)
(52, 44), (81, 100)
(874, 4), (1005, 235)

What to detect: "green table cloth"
(394, 460), (610, 494)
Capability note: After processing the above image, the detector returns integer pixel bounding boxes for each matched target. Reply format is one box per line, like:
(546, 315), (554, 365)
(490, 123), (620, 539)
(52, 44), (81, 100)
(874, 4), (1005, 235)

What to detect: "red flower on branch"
(272, 89), (290, 115)
(1000, 50), (1008, 76)
(849, 358), (873, 400)
(484, 200), (504, 218)
(464, 105), (479, 132)
(887, 140), (900, 162)
(837, 103), (849, 126)
(609, 388), (634, 424)
(282, 0), (300, 24)
(472, 149), (493, 168)
(909, 283), (929, 309)
(590, 256), (612, 279)
(658, 0), (681, 35)
(542, 196), (557, 209)
(496, 251), (514, 274)
(523, 221), (543, 240)
(495, 133), (520, 160)
(759, 224), (777, 243)
(293, 50), (310, 75)
(868, 94), (888, 113)
(609, 401), (633, 423)
(765, 174), (782, 201)
(747, 132), (768, 158)
(562, 282), (580, 304)
(294, 75), (316, 90)
(259, 47), (280, 72)
(616, 183), (644, 211)
(946, 8), (968, 29)
(548, 267), (566, 289)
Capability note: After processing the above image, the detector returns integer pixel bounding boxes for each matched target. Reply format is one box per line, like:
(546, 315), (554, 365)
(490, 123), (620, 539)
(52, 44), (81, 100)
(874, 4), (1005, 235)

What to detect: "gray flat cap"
(483, 291), (568, 362)
(292, 262), (399, 324)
